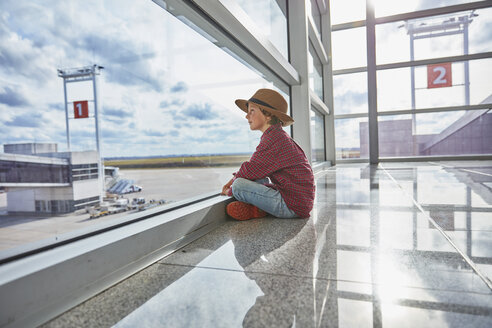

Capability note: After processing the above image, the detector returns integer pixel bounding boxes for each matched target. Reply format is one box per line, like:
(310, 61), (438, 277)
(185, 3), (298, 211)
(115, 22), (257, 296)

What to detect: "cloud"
(182, 103), (217, 121)
(79, 34), (164, 92)
(5, 112), (44, 127)
(172, 99), (185, 106)
(143, 129), (179, 137)
(174, 122), (192, 129)
(334, 90), (367, 113)
(102, 129), (126, 139)
(103, 107), (133, 118)
(160, 98), (185, 108)
(0, 9), (52, 84)
(49, 103), (64, 111)
(170, 81), (188, 93)
(0, 86), (30, 107)
(144, 129), (166, 137)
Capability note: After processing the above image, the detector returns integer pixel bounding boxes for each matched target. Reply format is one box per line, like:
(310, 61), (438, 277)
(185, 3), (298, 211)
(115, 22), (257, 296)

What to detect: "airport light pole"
(403, 11), (475, 153)
(57, 65), (105, 202)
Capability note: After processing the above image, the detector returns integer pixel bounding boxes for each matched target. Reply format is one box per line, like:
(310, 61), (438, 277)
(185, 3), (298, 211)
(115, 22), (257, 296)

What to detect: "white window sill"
(0, 194), (231, 328)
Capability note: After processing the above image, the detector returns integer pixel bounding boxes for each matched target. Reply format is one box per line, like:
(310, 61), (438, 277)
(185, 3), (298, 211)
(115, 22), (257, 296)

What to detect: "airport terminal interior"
(0, 0), (491, 327)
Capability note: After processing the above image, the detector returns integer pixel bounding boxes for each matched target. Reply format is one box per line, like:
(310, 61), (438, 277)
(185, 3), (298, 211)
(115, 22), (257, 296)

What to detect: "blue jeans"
(231, 178), (297, 218)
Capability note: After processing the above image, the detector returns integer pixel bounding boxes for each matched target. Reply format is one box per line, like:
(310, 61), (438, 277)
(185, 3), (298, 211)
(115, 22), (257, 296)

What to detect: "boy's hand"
(221, 178), (234, 195)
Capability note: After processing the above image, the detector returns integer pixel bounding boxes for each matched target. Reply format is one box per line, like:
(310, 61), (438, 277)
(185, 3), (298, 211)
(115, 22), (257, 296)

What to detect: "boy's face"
(246, 103), (270, 132)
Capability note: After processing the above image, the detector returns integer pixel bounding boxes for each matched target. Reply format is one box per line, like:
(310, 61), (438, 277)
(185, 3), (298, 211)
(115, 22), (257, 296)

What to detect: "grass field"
(104, 154), (251, 169)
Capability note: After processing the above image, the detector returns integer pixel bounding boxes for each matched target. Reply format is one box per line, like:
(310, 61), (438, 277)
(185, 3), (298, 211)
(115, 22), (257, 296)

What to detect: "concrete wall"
(6, 189), (35, 212)
(360, 119), (414, 157)
(423, 113), (492, 155)
(34, 187), (74, 201)
(359, 113), (492, 157)
(70, 151), (99, 165)
(73, 179), (100, 200)
(4, 143), (57, 155)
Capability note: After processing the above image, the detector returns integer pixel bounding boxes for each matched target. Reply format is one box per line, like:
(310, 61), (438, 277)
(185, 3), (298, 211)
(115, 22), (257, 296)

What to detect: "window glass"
(0, 0), (288, 254)
(375, 111), (492, 158)
(333, 72), (368, 115)
(308, 0), (322, 37)
(308, 42), (324, 100)
(330, 0), (366, 25)
(332, 27), (367, 70)
(335, 117), (369, 160)
(374, 0), (478, 18)
(234, 0), (288, 59)
(377, 58), (492, 112)
(376, 8), (492, 65)
(310, 108), (325, 162)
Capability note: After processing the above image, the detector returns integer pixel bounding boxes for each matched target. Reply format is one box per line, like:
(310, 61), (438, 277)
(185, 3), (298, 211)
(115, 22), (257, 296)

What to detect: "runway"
(0, 167), (237, 252)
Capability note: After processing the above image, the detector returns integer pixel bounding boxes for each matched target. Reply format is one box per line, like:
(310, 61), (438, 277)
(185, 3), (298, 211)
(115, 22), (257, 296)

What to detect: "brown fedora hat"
(235, 88), (294, 126)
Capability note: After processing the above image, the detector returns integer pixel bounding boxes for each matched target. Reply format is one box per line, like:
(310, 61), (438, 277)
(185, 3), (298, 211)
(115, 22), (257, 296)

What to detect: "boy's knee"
(232, 178), (247, 191)
(231, 178), (248, 198)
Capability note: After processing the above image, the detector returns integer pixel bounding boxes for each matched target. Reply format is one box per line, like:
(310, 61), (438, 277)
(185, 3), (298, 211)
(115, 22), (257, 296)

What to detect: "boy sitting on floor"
(221, 88), (315, 221)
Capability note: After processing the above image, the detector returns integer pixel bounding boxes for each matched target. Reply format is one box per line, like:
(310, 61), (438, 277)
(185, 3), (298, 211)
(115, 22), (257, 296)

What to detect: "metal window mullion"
(377, 52), (492, 71)
(310, 90), (330, 115)
(332, 1), (492, 32)
(323, 1), (336, 164)
(377, 103), (492, 116)
(334, 52), (492, 76)
(333, 66), (367, 75)
(288, 0), (312, 162)
(308, 16), (328, 64)
(332, 20), (366, 31)
(366, 1), (379, 164)
(335, 113), (368, 120)
(375, 1), (492, 25)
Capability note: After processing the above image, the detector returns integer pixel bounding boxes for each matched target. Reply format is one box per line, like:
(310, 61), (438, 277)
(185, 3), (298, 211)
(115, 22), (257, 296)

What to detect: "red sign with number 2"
(427, 63), (452, 89)
(74, 100), (89, 119)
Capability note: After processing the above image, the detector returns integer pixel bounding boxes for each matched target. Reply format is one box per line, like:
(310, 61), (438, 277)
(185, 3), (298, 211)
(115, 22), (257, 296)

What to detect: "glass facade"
(335, 117), (369, 160)
(0, 0), (489, 265)
(309, 0), (322, 36)
(332, 1), (492, 161)
(310, 108), (325, 162)
(235, 0), (288, 58)
(333, 72), (368, 115)
(331, 27), (367, 70)
(308, 42), (324, 100)
(378, 59), (492, 111)
(0, 0), (288, 253)
(330, 0), (366, 25)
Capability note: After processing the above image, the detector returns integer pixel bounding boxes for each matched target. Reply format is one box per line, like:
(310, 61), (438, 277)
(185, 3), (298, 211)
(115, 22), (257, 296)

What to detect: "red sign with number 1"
(427, 63), (452, 89)
(74, 100), (89, 118)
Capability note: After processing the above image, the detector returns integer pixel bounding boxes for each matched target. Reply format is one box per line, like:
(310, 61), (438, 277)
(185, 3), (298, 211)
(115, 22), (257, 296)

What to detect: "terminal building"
(0, 143), (102, 213)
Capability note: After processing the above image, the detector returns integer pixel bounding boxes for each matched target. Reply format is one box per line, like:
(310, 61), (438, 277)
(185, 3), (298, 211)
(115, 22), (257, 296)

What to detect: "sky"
(0, 0), (279, 158)
(0, 0), (491, 156)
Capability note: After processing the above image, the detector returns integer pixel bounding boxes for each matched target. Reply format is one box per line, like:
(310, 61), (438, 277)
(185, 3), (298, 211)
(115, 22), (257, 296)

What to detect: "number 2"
(433, 66), (447, 85)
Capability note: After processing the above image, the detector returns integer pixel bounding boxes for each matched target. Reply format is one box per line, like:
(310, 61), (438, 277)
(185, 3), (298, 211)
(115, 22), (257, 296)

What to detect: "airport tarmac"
(0, 166), (237, 253)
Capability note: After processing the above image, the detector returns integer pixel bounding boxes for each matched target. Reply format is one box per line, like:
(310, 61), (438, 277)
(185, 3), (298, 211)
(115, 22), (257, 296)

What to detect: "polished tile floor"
(44, 161), (492, 328)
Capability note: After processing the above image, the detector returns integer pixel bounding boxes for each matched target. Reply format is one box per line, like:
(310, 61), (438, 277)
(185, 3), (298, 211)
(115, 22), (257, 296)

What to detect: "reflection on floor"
(43, 161), (492, 328)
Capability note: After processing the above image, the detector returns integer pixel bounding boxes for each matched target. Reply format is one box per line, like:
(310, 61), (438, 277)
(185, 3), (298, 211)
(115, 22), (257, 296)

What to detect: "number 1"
(76, 103), (83, 116)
